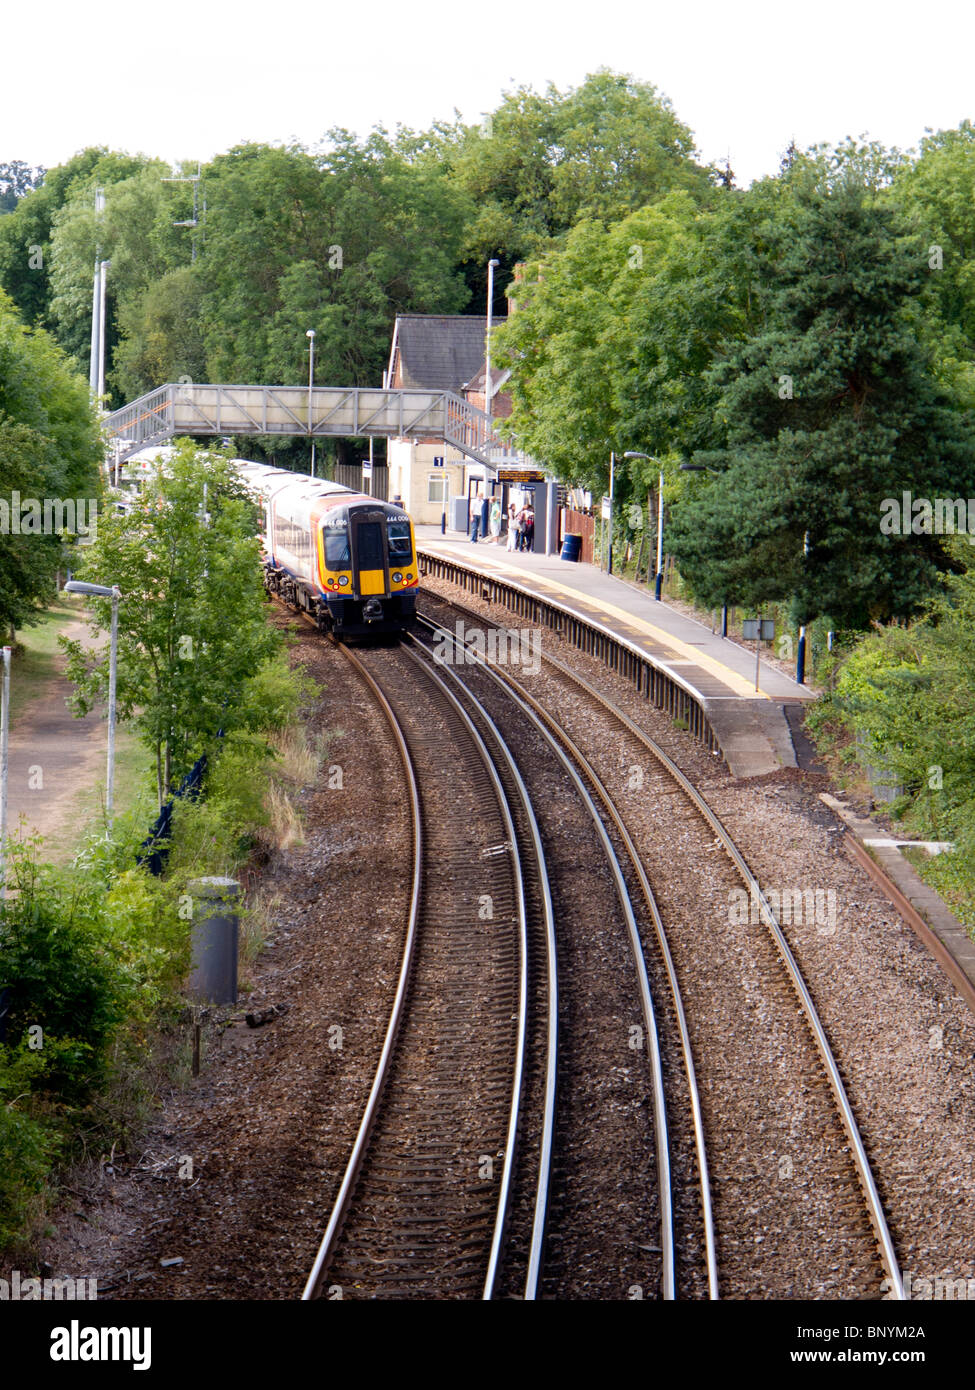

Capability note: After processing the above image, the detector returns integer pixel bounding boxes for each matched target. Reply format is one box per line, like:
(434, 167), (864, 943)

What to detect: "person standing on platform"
(469, 495), (481, 543)
(507, 502), (521, 551)
(523, 501), (535, 552)
(489, 498), (502, 543)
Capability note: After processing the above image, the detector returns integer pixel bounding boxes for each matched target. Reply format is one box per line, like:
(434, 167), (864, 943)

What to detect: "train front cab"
(319, 502), (417, 636)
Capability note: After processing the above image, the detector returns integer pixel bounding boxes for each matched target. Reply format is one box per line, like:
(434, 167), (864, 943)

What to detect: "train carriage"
(236, 461), (418, 637)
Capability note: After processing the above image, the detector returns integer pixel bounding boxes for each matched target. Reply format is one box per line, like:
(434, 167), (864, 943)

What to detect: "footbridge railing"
(103, 383), (505, 465)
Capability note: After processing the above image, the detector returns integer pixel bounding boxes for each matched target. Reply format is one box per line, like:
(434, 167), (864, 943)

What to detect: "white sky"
(5, 0), (973, 187)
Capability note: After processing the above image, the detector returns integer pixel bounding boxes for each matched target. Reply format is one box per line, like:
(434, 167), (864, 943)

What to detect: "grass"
(903, 845), (975, 938)
(42, 726), (156, 865)
(6, 596), (156, 864)
(8, 596), (88, 723)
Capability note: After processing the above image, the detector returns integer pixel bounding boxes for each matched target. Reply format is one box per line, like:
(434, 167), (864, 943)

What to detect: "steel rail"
(394, 641), (532, 1300)
(413, 616), (676, 1300)
(301, 642), (422, 1301)
(303, 635), (532, 1299)
(534, 641), (907, 1302)
(416, 609), (720, 1300)
(419, 594), (905, 1302)
(404, 635), (559, 1300)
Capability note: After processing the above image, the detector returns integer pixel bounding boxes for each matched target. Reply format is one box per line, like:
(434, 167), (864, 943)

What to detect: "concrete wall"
(387, 438), (466, 525)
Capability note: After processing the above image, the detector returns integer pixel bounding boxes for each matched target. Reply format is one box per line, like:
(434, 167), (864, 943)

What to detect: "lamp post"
(306, 329), (316, 477)
(89, 188), (105, 400)
(796, 530), (810, 685)
(624, 452), (664, 598)
(64, 581), (120, 826)
(485, 260), (500, 453)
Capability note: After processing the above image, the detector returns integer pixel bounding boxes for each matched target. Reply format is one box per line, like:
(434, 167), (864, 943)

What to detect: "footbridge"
(103, 382), (505, 465)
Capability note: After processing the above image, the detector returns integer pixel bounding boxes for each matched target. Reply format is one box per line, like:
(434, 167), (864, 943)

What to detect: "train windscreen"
(354, 521), (385, 569)
(324, 523), (350, 568)
(387, 521), (412, 564)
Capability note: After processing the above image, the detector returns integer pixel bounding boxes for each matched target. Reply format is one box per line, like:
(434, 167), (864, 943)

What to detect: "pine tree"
(669, 177), (975, 628)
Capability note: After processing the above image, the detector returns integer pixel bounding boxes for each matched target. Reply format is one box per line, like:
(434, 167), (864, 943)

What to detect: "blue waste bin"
(561, 533), (582, 562)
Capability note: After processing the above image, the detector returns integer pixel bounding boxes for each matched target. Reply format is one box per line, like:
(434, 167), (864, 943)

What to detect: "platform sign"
(361, 461), (373, 477)
(601, 496), (611, 520)
(497, 467), (546, 483)
(433, 456), (444, 467)
(743, 617), (775, 694)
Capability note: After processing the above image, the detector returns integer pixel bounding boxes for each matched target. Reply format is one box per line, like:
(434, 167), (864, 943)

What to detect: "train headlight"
(392, 571), (403, 584)
(406, 573), (414, 581)
(338, 576), (349, 587)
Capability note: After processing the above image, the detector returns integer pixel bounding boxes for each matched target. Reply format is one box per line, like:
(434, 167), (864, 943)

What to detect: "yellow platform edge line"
(420, 543), (770, 701)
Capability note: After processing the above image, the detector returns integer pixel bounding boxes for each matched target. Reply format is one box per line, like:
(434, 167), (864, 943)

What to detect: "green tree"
(111, 265), (207, 401)
(47, 161), (178, 390)
(0, 149), (149, 336)
(448, 69), (714, 266)
(0, 162), (45, 215)
(495, 191), (737, 504)
(0, 290), (102, 638)
(60, 442), (278, 804)
(892, 122), (975, 373)
(668, 175), (975, 628)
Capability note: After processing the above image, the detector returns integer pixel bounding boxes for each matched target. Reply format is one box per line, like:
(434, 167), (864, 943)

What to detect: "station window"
(427, 475), (446, 503)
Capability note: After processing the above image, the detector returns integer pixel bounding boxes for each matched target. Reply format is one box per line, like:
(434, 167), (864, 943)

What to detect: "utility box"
(188, 877), (241, 1005)
(450, 496), (469, 532)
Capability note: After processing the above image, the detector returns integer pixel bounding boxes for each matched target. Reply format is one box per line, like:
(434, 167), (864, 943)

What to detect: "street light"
(485, 259), (500, 446)
(624, 452), (664, 599)
(64, 581), (120, 825)
(680, 463), (728, 636)
(306, 329), (316, 477)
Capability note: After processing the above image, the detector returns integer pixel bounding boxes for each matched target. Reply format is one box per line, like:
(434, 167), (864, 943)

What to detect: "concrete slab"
(820, 792), (975, 1015)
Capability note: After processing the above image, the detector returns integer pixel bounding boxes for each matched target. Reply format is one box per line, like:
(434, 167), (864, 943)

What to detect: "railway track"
(302, 619), (685, 1298)
(301, 639), (538, 1299)
(408, 628), (684, 1299)
(414, 590), (907, 1301)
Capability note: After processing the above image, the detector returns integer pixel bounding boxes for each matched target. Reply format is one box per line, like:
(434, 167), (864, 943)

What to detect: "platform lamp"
(624, 452), (664, 599)
(485, 259), (500, 445)
(64, 581), (120, 826)
(306, 329), (316, 477)
(680, 463), (728, 637)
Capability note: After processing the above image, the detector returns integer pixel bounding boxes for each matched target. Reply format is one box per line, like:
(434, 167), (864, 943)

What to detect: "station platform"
(415, 526), (816, 778)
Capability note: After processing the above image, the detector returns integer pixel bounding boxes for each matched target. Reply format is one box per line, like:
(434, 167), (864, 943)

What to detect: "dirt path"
(6, 618), (107, 852)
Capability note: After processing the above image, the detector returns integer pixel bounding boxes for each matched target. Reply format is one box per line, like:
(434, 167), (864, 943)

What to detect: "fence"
(333, 463), (389, 500)
(559, 508), (595, 564)
(417, 549), (718, 754)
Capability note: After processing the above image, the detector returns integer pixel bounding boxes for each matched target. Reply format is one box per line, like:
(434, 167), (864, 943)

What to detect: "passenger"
(523, 503), (535, 552)
(507, 502), (522, 552)
(489, 498), (502, 543)
(469, 497), (481, 543)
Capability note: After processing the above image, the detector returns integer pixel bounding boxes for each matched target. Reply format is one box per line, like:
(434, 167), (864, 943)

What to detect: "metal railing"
(417, 549), (719, 755)
(103, 383), (506, 465)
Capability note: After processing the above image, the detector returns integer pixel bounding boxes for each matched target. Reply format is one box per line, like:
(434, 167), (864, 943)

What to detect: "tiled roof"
(391, 315), (502, 392)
